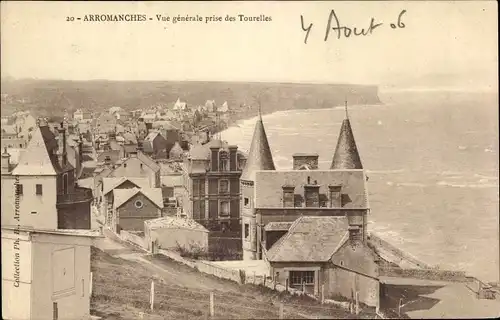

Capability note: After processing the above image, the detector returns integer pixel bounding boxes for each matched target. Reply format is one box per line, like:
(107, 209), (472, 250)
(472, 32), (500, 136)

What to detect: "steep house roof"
(264, 221), (294, 232)
(169, 142), (184, 159)
(102, 176), (150, 196)
(11, 126), (58, 175)
(122, 132), (138, 144)
(330, 115), (363, 169)
(113, 187), (164, 209)
(241, 113), (275, 181)
(266, 216), (349, 263)
(145, 131), (159, 142)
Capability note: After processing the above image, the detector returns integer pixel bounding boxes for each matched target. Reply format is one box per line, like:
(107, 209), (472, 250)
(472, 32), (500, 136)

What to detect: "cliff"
(1, 79), (381, 117)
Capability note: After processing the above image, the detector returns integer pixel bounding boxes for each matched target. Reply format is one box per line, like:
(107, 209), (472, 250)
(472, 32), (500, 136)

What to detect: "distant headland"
(0, 79), (381, 117)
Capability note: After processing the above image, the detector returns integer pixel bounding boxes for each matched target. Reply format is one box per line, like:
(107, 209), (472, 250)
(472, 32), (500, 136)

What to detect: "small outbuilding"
(144, 216), (209, 252)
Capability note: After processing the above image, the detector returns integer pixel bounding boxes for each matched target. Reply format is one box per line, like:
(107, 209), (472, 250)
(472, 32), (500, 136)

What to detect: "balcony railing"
(57, 188), (93, 205)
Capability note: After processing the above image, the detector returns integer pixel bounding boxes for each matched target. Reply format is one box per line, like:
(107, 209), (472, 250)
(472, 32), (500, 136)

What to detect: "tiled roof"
(264, 222), (294, 232)
(330, 118), (363, 169)
(102, 177), (150, 196)
(266, 216), (349, 263)
(11, 126), (57, 175)
(241, 114), (275, 181)
(145, 216), (208, 232)
(113, 187), (164, 209)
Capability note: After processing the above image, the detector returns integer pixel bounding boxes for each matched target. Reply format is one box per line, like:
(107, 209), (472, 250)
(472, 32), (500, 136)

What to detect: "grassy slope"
(90, 247), (376, 319)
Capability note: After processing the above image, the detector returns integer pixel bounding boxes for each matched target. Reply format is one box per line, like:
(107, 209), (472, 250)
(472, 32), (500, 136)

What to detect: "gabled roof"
(330, 116), (363, 169)
(102, 177), (150, 196)
(11, 126), (57, 175)
(241, 113), (275, 181)
(266, 216), (348, 263)
(113, 187), (164, 209)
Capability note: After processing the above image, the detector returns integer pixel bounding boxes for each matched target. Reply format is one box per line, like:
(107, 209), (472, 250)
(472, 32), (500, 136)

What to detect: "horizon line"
(0, 77), (380, 87)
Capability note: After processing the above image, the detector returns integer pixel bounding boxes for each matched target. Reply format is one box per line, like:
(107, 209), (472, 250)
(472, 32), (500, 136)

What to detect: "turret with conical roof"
(241, 106), (275, 181)
(330, 102), (363, 169)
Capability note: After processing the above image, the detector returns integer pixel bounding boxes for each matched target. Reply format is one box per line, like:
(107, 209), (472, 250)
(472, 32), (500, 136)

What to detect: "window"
(219, 179), (229, 194)
(19, 143), (23, 148)
(53, 302), (58, 320)
(244, 197), (250, 208)
(220, 201), (230, 216)
(244, 223), (250, 239)
(31, 211), (37, 215)
(16, 184), (23, 196)
(135, 200), (144, 208)
(219, 151), (229, 171)
(290, 271), (315, 286)
(36, 184), (43, 195)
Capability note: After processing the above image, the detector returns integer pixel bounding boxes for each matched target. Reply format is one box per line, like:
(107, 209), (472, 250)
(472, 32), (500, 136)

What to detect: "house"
(173, 98), (187, 111)
(143, 131), (168, 159)
(182, 139), (246, 232)
(218, 101), (229, 113)
(105, 151), (161, 188)
(1, 226), (101, 320)
(112, 187), (163, 232)
(159, 160), (185, 197)
(265, 216), (380, 307)
(241, 109), (368, 260)
(161, 186), (178, 216)
(144, 216), (209, 252)
(1, 125), (18, 139)
(1, 123), (93, 230)
(169, 142), (184, 160)
(97, 176), (150, 224)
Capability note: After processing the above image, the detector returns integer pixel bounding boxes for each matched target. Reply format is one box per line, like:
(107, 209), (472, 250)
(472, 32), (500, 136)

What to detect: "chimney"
(228, 145), (238, 171)
(57, 122), (68, 166)
(1, 147), (11, 173)
(292, 153), (319, 170)
(348, 225), (362, 244)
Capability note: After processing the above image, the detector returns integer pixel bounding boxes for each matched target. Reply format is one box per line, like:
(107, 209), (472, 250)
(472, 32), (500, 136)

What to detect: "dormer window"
(329, 185), (342, 207)
(219, 151), (229, 171)
(282, 185), (295, 207)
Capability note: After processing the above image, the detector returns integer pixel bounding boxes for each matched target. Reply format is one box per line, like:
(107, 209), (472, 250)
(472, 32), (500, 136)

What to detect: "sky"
(1, 1), (498, 87)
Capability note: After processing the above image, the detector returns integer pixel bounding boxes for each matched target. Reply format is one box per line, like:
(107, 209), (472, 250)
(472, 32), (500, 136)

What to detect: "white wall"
(1, 175), (58, 229)
(31, 233), (92, 320)
(1, 231), (32, 320)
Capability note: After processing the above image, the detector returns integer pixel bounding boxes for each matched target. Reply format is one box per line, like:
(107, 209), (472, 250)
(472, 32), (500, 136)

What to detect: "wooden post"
(89, 272), (93, 297)
(302, 281), (305, 293)
(355, 291), (359, 315)
(398, 298), (402, 317)
(210, 292), (215, 317)
(253, 271), (256, 284)
(321, 285), (325, 304)
(264, 275), (266, 287)
(279, 302), (284, 319)
(285, 278), (289, 292)
(150, 281), (155, 311)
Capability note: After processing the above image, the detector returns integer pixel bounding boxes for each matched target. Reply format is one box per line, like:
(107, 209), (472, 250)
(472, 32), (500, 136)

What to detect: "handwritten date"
(301, 9), (407, 44)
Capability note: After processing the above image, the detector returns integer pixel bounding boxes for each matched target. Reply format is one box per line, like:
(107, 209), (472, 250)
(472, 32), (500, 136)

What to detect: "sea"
(220, 89), (499, 283)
